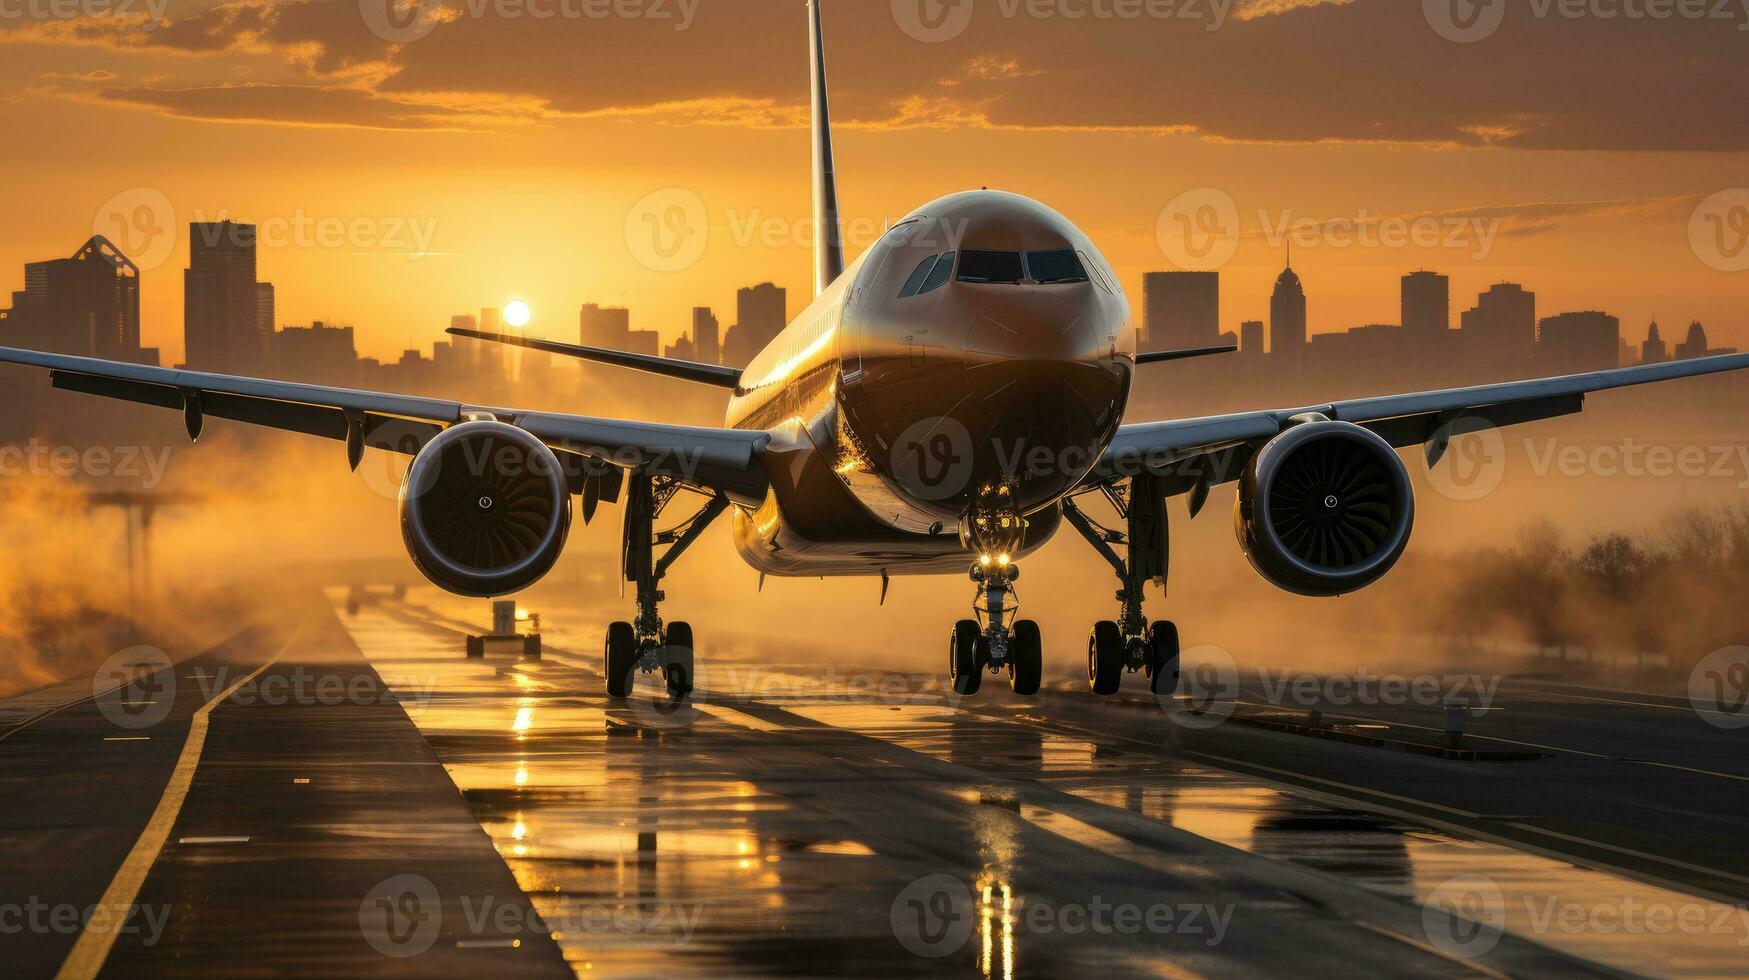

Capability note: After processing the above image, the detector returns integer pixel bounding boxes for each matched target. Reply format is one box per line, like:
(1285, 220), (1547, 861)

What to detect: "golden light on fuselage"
(504, 300), (532, 328)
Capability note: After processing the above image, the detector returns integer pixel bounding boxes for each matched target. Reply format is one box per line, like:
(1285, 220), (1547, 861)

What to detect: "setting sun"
(503, 301), (532, 329)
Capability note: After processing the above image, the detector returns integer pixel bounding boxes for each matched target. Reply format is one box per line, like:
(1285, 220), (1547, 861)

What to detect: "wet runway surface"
(3, 588), (1748, 978)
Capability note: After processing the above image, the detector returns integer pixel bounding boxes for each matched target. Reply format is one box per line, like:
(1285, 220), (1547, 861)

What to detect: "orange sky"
(1, 0), (1745, 366)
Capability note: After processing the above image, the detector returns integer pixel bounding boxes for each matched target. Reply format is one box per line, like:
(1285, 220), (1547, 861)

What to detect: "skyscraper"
(185, 221), (260, 371)
(1537, 311), (1620, 372)
(256, 282), (276, 337)
(692, 307), (720, 365)
(13, 236), (144, 361)
(579, 303), (631, 350)
(477, 307), (507, 383)
(1459, 282), (1537, 376)
(725, 282), (787, 367)
(1269, 257), (1307, 364)
(1142, 271), (1220, 353)
(1238, 319), (1265, 357)
(1401, 271), (1450, 335)
(1641, 322), (1667, 365)
(1676, 321), (1711, 359)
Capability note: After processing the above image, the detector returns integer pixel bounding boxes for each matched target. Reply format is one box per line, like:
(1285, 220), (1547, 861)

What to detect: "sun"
(503, 300), (532, 329)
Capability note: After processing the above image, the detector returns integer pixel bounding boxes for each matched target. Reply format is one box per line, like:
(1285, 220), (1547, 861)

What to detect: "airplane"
(5, 0), (1749, 703)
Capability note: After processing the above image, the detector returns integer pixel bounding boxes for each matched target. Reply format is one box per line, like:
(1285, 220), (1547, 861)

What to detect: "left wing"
(1096, 352), (1749, 493)
(0, 346), (770, 502)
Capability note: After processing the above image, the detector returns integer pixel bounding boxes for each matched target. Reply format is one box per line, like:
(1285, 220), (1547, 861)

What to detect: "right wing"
(0, 346), (770, 502)
(1097, 352), (1749, 493)
(447, 328), (743, 389)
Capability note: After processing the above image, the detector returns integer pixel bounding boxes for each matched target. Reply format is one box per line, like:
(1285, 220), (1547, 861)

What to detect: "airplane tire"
(466, 635), (485, 659)
(522, 634), (542, 660)
(605, 621), (637, 698)
(1146, 621), (1180, 696)
(663, 622), (695, 700)
(1009, 620), (1042, 696)
(950, 620), (983, 696)
(1088, 621), (1123, 696)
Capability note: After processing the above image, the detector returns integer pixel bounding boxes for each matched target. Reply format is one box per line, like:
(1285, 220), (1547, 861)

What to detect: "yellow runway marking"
(54, 623), (303, 980)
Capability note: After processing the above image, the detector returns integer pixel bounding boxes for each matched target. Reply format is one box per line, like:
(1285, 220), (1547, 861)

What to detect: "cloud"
(95, 82), (489, 130)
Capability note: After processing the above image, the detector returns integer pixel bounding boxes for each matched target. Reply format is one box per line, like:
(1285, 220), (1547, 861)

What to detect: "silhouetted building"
(579, 303), (631, 350)
(1142, 271), (1220, 353)
(692, 307), (720, 365)
(275, 321), (357, 384)
(476, 307), (508, 384)
(724, 282), (787, 367)
(1401, 271), (1450, 335)
(185, 221), (261, 372)
(1269, 259), (1307, 365)
(10, 236), (146, 362)
(1641, 322), (1668, 365)
(256, 282), (276, 336)
(1538, 311), (1620, 372)
(1240, 320), (1265, 356)
(1460, 282), (1537, 376)
(626, 329), (661, 357)
(1670, 321), (1736, 359)
(665, 334), (697, 362)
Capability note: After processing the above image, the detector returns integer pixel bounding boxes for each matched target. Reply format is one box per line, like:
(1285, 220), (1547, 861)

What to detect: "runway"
(2, 588), (1747, 978)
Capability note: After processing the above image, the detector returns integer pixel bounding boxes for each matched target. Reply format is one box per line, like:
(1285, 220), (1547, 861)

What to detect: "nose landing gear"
(949, 560), (1043, 696)
(1065, 476), (1182, 697)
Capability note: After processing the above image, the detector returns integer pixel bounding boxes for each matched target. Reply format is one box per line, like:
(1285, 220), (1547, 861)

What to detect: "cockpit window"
(898, 254), (939, 298)
(1025, 249), (1088, 284)
(918, 252), (954, 293)
(956, 250), (1025, 284)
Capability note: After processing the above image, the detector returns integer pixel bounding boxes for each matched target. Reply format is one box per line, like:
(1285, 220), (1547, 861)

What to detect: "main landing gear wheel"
(950, 619), (984, 696)
(1088, 620), (1124, 696)
(662, 621), (695, 700)
(1008, 620), (1042, 696)
(605, 621), (637, 699)
(1145, 620), (1180, 696)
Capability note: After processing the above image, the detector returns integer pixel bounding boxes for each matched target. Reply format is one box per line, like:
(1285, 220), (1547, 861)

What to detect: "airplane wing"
(1096, 352), (1749, 494)
(0, 346), (770, 502)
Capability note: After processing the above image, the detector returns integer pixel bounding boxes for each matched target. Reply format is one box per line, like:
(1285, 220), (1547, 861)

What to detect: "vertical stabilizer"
(809, 0), (845, 296)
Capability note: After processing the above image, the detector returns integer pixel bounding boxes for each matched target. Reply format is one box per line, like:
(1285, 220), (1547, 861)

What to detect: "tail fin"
(809, 0), (844, 296)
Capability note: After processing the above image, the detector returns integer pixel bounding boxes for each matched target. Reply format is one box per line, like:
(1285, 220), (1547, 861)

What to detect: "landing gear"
(1063, 475), (1183, 697)
(605, 471), (728, 701)
(948, 479), (1044, 699)
(1008, 620), (1042, 696)
(949, 619), (984, 695)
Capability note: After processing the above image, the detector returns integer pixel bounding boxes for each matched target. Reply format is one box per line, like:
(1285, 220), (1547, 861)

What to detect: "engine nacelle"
(399, 421), (572, 597)
(1234, 419), (1414, 597)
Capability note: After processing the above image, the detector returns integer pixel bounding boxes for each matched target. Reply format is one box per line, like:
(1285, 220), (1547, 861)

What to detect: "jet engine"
(1234, 419), (1414, 597)
(399, 420), (572, 596)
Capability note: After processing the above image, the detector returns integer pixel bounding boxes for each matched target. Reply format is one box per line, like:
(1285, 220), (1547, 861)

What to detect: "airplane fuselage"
(725, 190), (1135, 576)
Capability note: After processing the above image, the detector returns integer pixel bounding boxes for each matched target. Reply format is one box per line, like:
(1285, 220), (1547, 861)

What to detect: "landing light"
(979, 554), (993, 568)
(997, 554), (1011, 567)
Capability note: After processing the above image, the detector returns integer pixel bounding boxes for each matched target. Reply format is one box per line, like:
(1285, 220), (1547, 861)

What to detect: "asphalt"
(2, 587), (1747, 978)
